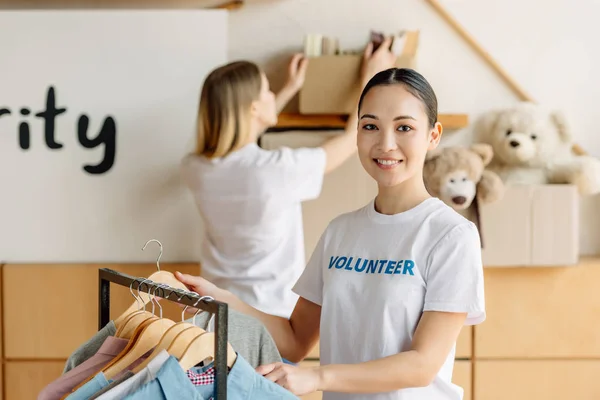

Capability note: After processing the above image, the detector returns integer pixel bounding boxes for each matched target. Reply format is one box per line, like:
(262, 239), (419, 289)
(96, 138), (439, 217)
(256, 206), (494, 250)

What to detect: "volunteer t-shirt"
(293, 197), (486, 400)
(181, 143), (326, 318)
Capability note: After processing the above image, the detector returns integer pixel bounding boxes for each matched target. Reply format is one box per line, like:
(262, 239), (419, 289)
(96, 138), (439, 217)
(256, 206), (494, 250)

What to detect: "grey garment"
(63, 320), (117, 374)
(187, 308), (282, 367)
(88, 371), (133, 400)
(94, 350), (171, 399)
(63, 309), (281, 374)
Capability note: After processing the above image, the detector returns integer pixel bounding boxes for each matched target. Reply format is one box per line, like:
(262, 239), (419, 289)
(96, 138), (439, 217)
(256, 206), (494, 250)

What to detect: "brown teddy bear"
(423, 143), (505, 212)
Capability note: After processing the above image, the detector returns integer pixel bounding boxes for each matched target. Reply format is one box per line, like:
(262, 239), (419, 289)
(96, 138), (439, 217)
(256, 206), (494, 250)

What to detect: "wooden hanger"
(130, 321), (197, 374)
(103, 317), (175, 381)
(130, 300), (202, 373)
(114, 271), (189, 329)
(167, 326), (207, 358)
(114, 240), (190, 330)
(178, 332), (237, 371)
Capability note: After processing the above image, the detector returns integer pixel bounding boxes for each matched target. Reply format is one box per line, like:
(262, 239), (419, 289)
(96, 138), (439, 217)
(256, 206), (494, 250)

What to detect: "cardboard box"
(480, 184), (579, 267)
(299, 31), (419, 115)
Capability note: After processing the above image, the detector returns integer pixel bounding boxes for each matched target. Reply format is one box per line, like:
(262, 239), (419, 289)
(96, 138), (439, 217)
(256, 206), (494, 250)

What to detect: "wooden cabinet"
(5, 361), (65, 400)
(2, 263), (200, 359)
(475, 258), (600, 358)
(456, 327), (472, 359)
(453, 361), (472, 400)
(475, 360), (600, 400)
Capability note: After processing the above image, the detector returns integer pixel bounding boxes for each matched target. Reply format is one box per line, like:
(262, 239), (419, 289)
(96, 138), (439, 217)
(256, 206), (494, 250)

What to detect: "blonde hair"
(196, 61), (262, 158)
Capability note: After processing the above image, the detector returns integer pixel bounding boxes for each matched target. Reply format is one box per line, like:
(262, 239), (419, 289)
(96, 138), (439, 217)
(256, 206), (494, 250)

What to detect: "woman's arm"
(275, 53), (308, 113)
(258, 311), (467, 395)
(319, 36), (397, 174)
(174, 272), (321, 363)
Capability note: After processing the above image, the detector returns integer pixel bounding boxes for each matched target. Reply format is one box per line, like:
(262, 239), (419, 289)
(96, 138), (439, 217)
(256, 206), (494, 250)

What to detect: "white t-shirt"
(181, 143), (326, 318)
(293, 197), (486, 400)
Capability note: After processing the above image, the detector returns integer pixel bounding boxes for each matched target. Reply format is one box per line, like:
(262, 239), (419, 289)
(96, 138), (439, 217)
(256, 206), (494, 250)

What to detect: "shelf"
(0, 0), (244, 9)
(267, 113), (469, 132)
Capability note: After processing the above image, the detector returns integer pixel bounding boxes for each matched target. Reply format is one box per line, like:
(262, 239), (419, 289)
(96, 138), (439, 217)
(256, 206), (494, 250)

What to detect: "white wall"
(0, 10), (228, 262)
(228, 0), (600, 255)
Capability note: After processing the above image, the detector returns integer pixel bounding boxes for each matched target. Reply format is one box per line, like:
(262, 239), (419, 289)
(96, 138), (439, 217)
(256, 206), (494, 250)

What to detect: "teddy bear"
(423, 143), (505, 211)
(475, 101), (600, 195)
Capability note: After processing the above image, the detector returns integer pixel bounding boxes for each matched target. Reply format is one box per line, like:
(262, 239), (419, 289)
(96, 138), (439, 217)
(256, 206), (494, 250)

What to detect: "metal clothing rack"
(98, 268), (229, 399)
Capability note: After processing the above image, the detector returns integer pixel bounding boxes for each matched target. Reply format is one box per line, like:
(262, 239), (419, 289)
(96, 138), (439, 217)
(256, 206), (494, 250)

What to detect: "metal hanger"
(114, 239), (188, 330)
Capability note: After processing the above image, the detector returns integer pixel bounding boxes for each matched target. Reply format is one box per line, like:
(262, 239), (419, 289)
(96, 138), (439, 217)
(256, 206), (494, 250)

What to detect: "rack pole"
(99, 274), (111, 330)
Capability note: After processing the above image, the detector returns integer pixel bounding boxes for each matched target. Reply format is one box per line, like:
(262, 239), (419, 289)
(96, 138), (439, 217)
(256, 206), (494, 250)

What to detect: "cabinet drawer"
(453, 361), (471, 400)
(475, 258), (600, 358)
(3, 263), (200, 359)
(5, 361), (65, 400)
(475, 360), (600, 400)
(456, 327), (472, 359)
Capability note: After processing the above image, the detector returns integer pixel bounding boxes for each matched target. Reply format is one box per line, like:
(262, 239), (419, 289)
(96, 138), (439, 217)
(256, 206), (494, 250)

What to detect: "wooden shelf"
(268, 113), (469, 132)
(0, 0), (243, 9)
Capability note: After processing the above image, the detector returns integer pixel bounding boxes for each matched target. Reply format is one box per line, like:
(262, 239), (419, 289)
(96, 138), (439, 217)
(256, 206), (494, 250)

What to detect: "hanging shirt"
(39, 336), (126, 400)
(190, 354), (299, 400)
(293, 197), (486, 400)
(122, 356), (203, 400)
(181, 143), (326, 318)
(62, 321), (117, 374)
(65, 372), (110, 400)
(93, 350), (171, 399)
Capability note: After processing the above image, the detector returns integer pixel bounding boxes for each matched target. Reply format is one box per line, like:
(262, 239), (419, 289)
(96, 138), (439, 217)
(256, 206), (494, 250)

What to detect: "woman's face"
(251, 73), (277, 128)
(357, 84), (442, 188)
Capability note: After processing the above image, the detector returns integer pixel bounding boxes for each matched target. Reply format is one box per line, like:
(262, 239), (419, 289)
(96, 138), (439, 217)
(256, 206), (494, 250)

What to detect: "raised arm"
(174, 272), (321, 363)
(320, 36), (397, 174)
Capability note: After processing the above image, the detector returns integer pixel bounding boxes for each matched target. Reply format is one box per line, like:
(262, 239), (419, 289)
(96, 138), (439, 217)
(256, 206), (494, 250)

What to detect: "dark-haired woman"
(176, 45), (485, 400)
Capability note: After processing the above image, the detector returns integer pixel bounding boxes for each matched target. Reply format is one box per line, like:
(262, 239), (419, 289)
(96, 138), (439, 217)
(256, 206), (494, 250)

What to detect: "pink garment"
(38, 336), (128, 400)
(38, 337), (152, 400)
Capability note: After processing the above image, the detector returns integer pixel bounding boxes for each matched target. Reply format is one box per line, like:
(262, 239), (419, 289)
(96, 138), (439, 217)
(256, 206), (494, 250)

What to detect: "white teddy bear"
(475, 101), (600, 195)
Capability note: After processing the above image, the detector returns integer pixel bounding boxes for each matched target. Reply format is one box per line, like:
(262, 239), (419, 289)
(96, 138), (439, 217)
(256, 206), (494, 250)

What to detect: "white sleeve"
(423, 222), (486, 326)
(275, 146), (327, 202)
(292, 229), (327, 306)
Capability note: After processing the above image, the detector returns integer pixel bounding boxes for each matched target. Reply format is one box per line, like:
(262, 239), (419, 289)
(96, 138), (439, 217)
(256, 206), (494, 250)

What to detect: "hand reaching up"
(360, 36), (397, 85)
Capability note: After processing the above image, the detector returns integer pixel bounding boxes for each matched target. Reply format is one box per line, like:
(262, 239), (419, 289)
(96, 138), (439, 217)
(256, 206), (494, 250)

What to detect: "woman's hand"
(174, 271), (223, 300)
(360, 36), (397, 85)
(284, 53), (309, 92)
(257, 362), (321, 396)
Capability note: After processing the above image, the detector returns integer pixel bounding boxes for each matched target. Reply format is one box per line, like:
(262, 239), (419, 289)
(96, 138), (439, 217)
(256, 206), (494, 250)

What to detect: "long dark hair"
(358, 68), (438, 128)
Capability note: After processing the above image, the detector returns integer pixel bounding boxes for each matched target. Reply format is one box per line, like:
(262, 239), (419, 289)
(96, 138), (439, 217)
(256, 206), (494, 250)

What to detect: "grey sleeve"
(62, 321), (117, 374)
(188, 309), (282, 369)
(256, 325), (283, 367)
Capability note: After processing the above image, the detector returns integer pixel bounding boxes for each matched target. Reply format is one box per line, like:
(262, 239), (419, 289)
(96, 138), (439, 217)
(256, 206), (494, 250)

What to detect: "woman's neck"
(374, 175), (431, 216)
(249, 118), (266, 142)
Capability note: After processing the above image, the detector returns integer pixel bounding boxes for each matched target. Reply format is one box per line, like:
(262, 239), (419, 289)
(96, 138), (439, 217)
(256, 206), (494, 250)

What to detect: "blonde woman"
(180, 40), (396, 327)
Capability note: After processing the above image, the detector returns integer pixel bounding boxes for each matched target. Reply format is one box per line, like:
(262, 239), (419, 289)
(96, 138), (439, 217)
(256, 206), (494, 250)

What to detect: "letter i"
(19, 108), (31, 150)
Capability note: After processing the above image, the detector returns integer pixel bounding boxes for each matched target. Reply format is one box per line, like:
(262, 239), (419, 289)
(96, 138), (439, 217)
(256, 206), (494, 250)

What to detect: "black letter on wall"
(35, 86), (66, 149)
(19, 108), (31, 149)
(77, 115), (117, 174)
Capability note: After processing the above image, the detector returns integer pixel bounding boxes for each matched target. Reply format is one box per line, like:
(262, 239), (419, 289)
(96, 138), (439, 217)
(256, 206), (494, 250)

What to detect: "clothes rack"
(98, 268), (229, 399)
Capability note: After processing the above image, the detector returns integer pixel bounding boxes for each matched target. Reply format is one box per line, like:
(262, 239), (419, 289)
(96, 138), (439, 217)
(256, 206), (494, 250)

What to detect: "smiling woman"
(356, 68), (443, 194)
(174, 65), (486, 400)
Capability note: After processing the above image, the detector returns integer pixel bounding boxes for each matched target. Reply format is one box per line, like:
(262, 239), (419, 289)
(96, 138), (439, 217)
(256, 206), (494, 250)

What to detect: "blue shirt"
(194, 354), (299, 399)
(65, 372), (110, 400)
(123, 356), (203, 400)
